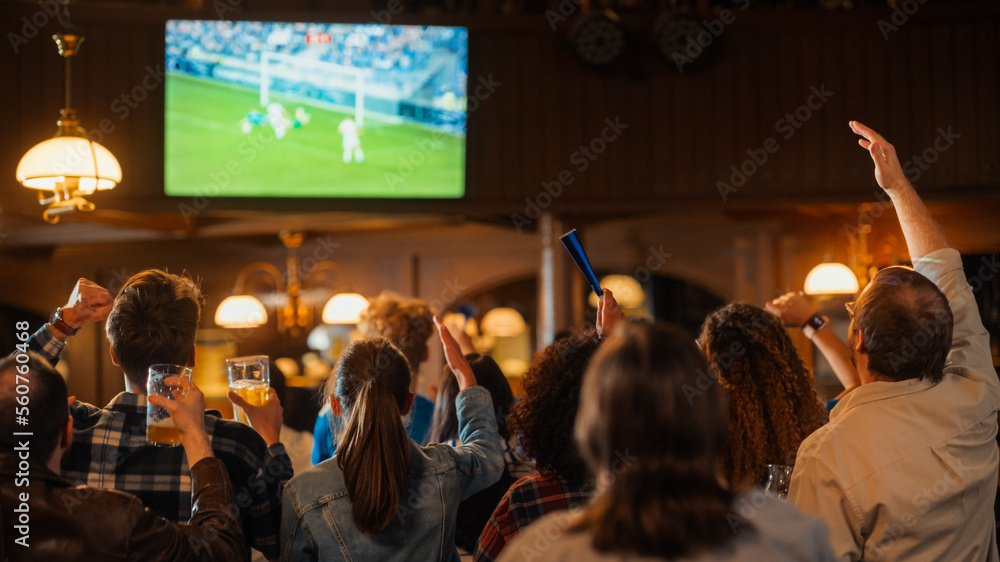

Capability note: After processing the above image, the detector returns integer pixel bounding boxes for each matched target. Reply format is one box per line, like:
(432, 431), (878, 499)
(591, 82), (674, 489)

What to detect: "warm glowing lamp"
(587, 274), (645, 309)
(804, 263), (860, 295)
(215, 295), (268, 328)
(322, 293), (369, 324)
(481, 308), (527, 338)
(16, 34), (121, 223)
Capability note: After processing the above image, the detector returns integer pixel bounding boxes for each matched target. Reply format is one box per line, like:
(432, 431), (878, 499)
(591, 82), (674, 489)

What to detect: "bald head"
(853, 266), (953, 383)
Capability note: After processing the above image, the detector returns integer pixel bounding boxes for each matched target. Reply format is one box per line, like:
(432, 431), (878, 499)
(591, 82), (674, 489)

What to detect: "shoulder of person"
(501, 511), (588, 561)
(55, 484), (143, 517)
(204, 416), (268, 457)
(69, 399), (105, 420)
(739, 489), (829, 533)
(507, 473), (546, 495)
(285, 460), (348, 501)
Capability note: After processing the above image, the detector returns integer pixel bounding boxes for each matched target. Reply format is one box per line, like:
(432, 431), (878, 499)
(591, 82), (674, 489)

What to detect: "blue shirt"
(281, 386), (504, 561)
(311, 394), (435, 466)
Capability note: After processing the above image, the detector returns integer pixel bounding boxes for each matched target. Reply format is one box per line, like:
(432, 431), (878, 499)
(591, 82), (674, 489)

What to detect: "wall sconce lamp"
(804, 262), (860, 295)
(215, 231), (367, 336)
(481, 307), (527, 338)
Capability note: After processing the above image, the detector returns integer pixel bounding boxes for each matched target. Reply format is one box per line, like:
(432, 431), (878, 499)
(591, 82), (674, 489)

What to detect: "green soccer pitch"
(164, 73), (465, 198)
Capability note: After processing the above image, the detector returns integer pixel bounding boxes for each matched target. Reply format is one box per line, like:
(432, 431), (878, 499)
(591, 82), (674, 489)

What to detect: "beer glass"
(146, 364), (193, 447)
(226, 355), (269, 424)
(764, 464), (794, 500)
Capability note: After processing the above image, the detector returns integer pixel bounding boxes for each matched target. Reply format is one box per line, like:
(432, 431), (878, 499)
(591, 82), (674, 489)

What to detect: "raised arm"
(139, 377), (246, 560)
(228, 387), (284, 447)
(26, 278), (113, 366)
(146, 376), (214, 465)
(850, 121), (950, 260)
(766, 292), (860, 394)
(436, 316), (478, 390)
(435, 316), (503, 497)
(597, 288), (626, 338)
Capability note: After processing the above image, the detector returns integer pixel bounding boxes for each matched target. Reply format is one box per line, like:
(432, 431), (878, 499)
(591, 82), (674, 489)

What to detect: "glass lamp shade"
(215, 295), (268, 328)
(322, 293), (369, 324)
(16, 136), (121, 194)
(804, 263), (860, 295)
(481, 307), (527, 337)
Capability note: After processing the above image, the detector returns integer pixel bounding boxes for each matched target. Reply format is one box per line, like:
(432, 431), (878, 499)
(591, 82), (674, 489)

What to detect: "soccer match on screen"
(164, 20), (468, 199)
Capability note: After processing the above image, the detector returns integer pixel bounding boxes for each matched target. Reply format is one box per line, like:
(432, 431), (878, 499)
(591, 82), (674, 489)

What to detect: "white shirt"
(338, 119), (360, 149)
(789, 248), (1000, 562)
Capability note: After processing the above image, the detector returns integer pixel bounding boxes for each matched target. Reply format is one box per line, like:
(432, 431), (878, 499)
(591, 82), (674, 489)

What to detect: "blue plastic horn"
(560, 229), (603, 298)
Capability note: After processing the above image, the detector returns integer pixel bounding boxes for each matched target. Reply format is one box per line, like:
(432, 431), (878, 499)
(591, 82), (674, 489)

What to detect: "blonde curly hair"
(358, 291), (434, 376)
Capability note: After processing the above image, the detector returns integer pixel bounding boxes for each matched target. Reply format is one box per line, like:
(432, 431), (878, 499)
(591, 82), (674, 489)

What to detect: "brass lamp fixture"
(16, 32), (121, 224)
(215, 231), (368, 336)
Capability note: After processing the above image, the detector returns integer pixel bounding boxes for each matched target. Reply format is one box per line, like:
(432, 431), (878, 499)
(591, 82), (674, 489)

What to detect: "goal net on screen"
(259, 52), (369, 126)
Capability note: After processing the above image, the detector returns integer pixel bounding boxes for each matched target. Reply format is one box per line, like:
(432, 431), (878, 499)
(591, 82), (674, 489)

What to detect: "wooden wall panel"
(951, 25), (977, 187)
(1, 3), (997, 220)
(978, 23), (1000, 187)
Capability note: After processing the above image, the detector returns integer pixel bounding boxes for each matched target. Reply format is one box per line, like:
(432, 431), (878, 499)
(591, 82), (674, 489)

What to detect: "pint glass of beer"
(226, 355), (269, 424)
(146, 364), (193, 447)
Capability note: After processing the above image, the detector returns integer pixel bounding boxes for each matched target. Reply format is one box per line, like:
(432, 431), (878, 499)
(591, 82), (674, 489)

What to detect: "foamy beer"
(226, 355), (269, 424)
(146, 364), (193, 447)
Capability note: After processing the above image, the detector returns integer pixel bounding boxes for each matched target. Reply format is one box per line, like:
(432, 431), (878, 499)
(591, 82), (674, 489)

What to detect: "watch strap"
(50, 307), (80, 337)
(801, 314), (827, 340)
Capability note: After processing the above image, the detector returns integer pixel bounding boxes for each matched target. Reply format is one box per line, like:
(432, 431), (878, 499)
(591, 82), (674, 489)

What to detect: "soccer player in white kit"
(267, 102), (290, 140)
(338, 117), (364, 164)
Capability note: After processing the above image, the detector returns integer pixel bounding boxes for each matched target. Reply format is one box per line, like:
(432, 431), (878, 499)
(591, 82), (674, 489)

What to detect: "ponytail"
(332, 338), (413, 535)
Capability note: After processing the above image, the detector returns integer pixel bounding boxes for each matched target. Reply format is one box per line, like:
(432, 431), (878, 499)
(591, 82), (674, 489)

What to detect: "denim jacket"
(280, 385), (505, 561)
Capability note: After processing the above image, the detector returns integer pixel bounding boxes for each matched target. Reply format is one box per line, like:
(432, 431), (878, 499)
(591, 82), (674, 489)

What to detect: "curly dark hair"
(507, 330), (602, 487)
(700, 303), (828, 490)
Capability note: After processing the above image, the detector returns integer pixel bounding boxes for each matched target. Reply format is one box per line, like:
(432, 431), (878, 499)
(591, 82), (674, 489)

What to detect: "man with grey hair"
(788, 122), (999, 561)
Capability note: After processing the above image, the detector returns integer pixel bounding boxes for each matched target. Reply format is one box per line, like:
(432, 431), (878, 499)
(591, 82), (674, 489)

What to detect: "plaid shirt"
(473, 473), (592, 562)
(29, 325), (292, 560)
(27, 324), (66, 365)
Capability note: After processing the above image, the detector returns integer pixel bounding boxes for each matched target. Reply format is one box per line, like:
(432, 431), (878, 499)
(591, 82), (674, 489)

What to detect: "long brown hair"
(429, 354), (513, 443)
(700, 303), (827, 490)
(328, 338), (413, 535)
(573, 321), (744, 558)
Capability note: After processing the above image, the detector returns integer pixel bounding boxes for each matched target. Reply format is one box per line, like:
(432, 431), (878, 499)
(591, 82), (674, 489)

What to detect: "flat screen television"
(164, 20), (468, 199)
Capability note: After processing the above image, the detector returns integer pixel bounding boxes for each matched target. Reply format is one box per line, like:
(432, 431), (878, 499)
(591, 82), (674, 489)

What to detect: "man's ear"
(186, 344), (197, 368)
(109, 345), (120, 367)
(60, 417), (73, 449)
(330, 396), (343, 417)
(853, 327), (868, 354)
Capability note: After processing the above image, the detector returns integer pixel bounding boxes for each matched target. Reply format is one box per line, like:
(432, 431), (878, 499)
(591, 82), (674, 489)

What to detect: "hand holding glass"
(227, 355), (270, 424)
(146, 364), (193, 447)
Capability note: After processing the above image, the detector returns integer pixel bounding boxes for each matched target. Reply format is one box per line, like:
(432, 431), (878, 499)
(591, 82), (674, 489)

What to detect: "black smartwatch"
(801, 314), (827, 340)
(50, 307), (80, 336)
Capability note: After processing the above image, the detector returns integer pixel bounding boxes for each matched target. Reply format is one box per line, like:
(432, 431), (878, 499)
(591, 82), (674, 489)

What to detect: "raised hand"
(849, 120), (910, 192)
(765, 292), (816, 327)
(61, 278), (114, 330)
(147, 377), (214, 465)
(435, 315), (477, 390)
(228, 389), (283, 446)
(597, 288), (626, 337)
